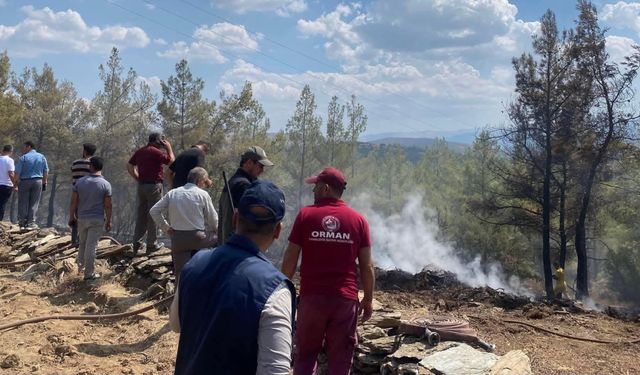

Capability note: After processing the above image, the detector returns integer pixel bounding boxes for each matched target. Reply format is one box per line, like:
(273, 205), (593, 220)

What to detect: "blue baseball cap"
(238, 180), (286, 223)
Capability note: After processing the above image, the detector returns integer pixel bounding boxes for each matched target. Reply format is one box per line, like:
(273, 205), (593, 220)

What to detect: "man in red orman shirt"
(281, 167), (375, 375)
(127, 133), (175, 254)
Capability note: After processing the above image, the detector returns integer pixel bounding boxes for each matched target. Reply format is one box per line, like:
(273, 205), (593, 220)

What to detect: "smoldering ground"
(352, 193), (531, 296)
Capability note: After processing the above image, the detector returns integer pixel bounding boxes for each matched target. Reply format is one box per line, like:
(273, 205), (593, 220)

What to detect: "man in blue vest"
(170, 180), (295, 375)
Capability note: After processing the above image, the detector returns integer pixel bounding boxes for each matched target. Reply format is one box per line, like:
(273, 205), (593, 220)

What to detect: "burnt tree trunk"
(46, 173), (57, 228)
(558, 160), (568, 268)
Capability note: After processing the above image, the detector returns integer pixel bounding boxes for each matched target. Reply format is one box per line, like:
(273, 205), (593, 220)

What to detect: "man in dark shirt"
(69, 143), (96, 246)
(167, 141), (210, 189)
(218, 146), (273, 245)
(127, 133), (175, 254)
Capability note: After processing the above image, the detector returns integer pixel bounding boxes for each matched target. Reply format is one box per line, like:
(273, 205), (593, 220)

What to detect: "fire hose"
(468, 315), (640, 344)
(0, 295), (174, 333)
(398, 317), (495, 351)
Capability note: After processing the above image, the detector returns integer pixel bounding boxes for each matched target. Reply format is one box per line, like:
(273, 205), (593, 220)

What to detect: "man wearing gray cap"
(218, 146), (273, 245)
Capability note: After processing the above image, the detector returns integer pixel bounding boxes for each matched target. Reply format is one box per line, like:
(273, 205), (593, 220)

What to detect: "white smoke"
(351, 193), (531, 296)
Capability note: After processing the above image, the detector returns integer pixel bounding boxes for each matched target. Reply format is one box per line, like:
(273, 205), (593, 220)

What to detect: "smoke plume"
(351, 193), (531, 296)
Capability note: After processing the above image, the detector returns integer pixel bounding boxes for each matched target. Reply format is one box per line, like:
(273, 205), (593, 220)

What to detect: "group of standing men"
(167, 159), (375, 374)
(0, 133), (377, 375)
(0, 141), (48, 230)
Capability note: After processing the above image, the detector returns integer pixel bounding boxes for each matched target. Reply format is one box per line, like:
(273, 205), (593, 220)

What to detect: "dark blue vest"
(174, 234), (295, 375)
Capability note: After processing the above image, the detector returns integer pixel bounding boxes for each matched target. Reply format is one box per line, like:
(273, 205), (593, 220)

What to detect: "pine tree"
(158, 59), (211, 152)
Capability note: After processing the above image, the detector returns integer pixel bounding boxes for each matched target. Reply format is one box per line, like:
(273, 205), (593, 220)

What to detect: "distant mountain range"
(360, 129), (477, 144)
(364, 137), (469, 153)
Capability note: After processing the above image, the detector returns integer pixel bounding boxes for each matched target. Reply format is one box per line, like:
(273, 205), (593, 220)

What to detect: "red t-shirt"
(288, 197), (371, 301)
(128, 145), (171, 183)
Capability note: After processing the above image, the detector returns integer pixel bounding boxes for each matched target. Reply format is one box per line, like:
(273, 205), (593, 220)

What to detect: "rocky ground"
(0, 225), (639, 374)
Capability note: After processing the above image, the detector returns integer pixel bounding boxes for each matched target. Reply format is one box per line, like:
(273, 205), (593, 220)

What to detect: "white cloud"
(602, 1), (640, 35)
(297, 3), (386, 68)
(136, 75), (162, 93)
(213, 0), (307, 16)
(193, 23), (261, 51)
(276, 0), (308, 17)
(158, 23), (260, 64)
(356, 0), (518, 51)
(606, 35), (638, 62)
(144, 2), (156, 10)
(0, 6), (149, 58)
(296, 1), (537, 72)
(159, 41), (227, 63)
(153, 38), (167, 46)
(219, 58), (510, 133)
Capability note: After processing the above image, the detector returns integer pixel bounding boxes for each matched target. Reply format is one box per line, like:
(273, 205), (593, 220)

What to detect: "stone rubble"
(0, 223), (175, 300)
(353, 299), (533, 375)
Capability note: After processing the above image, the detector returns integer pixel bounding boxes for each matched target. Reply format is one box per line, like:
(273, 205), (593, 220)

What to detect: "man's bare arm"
(104, 196), (113, 231)
(69, 192), (79, 225)
(8, 171), (17, 191)
(161, 140), (175, 163)
(281, 242), (302, 279)
(169, 288), (181, 333)
(166, 169), (175, 188)
(126, 163), (139, 180)
(358, 246), (375, 321)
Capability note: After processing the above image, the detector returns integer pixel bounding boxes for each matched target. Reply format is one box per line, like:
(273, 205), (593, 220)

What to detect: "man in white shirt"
(149, 167), (218, 279)
(170, 180), (294, 375)
(0, 145), (18, 221)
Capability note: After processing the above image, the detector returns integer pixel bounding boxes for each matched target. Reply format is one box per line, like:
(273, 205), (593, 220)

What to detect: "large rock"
(131, 256), (150, 267)
(354, 353), (386, 373)
(135, 256), (173, 272)
(419, 343), (499, 375)
(13, 253), (31, 263)
(489, 350), (533, 375)
(361, 336), (398, 355)
(0, 354), (20, 369)
(368, 312), (402, 328)
(13, 231), (40, 250)
(32, 235), (72, 257)
(147, 247), (172, 257)
(20, 262), (52, 281)
(26, 233), (58, 252)
(96, 244), (132, 259)
(359, 291), (384, 311)
(360, 326), (388, 340)
(389, 341), (457, 364)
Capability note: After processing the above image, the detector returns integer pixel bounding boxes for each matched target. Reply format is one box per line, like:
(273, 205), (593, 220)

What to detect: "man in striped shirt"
(70, 143), (96, 246)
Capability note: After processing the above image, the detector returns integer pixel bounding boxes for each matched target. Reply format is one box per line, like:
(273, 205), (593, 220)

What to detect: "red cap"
(305, 167), (347, 189)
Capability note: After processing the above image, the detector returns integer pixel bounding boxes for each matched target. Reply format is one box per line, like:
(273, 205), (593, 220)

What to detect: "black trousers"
(0, 185), (13, 221)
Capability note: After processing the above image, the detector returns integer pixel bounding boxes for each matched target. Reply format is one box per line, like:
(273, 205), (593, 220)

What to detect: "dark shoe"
(83, 273), (101, 281)
(132, 242), (143, 256)
(145, 242), (164, 254)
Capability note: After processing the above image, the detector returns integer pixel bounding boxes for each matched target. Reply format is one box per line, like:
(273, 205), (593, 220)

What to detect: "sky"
(1, 0), (639, 141)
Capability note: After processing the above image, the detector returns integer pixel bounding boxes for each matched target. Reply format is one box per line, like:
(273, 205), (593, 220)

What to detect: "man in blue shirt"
(15, 141), (48, 229)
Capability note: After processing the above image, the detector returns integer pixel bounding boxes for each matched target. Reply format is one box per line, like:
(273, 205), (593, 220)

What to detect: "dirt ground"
(0, 258), (639, 374)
